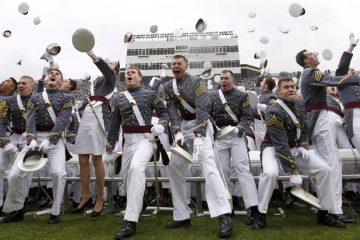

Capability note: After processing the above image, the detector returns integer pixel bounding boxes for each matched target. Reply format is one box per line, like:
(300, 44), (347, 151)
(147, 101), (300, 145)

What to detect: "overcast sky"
(1, 0), (360, 81)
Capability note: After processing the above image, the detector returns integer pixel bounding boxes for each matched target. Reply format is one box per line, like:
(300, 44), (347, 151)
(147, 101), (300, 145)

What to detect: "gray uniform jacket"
(163, 74), (210, 136)
(335, 51), (360, 139)
(261, 99), (309, 173)
(300, 66), (360, 136)
(0, 93), (17, 147)
(209, 88), (253, 134)
(107, 86), (169, 149)
(26, 88), (74, 145)
(0, 94), (31, 147)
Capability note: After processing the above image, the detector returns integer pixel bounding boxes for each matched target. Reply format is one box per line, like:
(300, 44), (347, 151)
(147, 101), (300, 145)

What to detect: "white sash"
(123, 91), (151, 139)
(16, 95), (27, 120)
(218, 89), (239, 123)
(172, 79), (195, 114)
(276, 99), (301, 140)
(42, 91), (57, 124)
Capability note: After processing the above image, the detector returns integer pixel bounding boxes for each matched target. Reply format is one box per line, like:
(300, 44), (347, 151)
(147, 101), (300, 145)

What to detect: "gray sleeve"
(193, 79), (210, 136)
(309, 68), (360, 87)
(164, 86), (182, 133)
(0, 99), (10, 146)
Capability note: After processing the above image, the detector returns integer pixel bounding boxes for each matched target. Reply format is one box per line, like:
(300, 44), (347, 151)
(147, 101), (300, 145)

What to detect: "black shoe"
(334, 214), (357, 224)
(0, 209), (24, 223)
(219, 214), (233, 238)
(47, 214), (60, 224)
(166, 219), (191, 229)
(317, 211), (346, 228)
(114, 221), (137, 240)
(71, 197), (92, 214)
(90, 201), (105, 218)
(257, 213), (267, 229)
(249, 207), (263, 230)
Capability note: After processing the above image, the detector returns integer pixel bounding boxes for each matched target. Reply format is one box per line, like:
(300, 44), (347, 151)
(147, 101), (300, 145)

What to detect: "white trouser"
(168, 120), (231, 220)
(312, 110), (342, 214)
(328, 111), (352, 149)
(3, 132), (66, 216)
(216, 134), (258, 209)
(122, 133), (154, 222)
(0, 133), (27, 207)
(351, 108), (360, 154)
(258, 147), (338, 214)
(254, 119), (266, 150)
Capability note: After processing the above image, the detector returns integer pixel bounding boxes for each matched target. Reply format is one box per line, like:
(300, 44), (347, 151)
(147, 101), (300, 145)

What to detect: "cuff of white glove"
(3, 143), (15, 152)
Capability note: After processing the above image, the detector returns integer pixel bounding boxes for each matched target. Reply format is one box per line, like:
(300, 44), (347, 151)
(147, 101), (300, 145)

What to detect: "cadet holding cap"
(296, 44), (360, 224)
(163, 55), (233, 238)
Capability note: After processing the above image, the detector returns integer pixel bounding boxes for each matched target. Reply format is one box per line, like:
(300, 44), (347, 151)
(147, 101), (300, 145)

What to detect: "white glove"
(290, 174), (303, 187)
(151, 124), (165, 136)
(29, 139), (37, 151)
(349, 33), (359, 46)
(39, 139), (50, 153)
(298, 147), (310, 159)
(4, 143), (18, 159)
(160, 69), (167, 79)
(257, 103), (267, 112)
(86, 50), (94, 57)
(193, 137), (204, 157)
(174, 132), (185, 145)
(42, 66), (49, 76)
(260, 68), (270, 77)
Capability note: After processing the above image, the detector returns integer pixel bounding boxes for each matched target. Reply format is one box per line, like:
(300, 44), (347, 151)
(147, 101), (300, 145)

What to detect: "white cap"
(248, 11), (256, 18)
(195, 18), (207, 33)
(123, 31), (133, 43)
(33, 16), (41, 25)
(150, 25), (158, 33)
(279, 26), (290, 34)
(311, 25), (318, 31)
(18, 3), (29, 15)
(260, 36), (269, 44)
(203, 61), (212, 71)
(254, 51), (266, 59)
(214, 75), (220, 83)
(3, 30), (11, 38)
(247, 26), (256, 33)
(72, 28), (95, 52)
(322, 49), (333, 60)
(237, 86), (246, 91)
(289, 3), (305, 17)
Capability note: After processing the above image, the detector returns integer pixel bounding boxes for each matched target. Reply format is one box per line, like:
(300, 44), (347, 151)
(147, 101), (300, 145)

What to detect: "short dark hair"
(9, 77), (18, 92)
(48, 68), (63, 79)
(295, 49), (307, 67)
(277, 77), (295, 89)
(68, 79), (77, 91)
(172, 55), (188, 65)
(127, 66), (142, 77)
(264, 76), (276, 91)
(220, 69), (234, 77)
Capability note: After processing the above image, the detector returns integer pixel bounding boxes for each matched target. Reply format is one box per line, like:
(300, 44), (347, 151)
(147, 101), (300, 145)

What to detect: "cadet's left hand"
(39, 139), (50, 153)
(151, 124), (165, 136)
(290, 174), (303, 187)
(160, 69), (167, 79)
(298, 147), (310, 159)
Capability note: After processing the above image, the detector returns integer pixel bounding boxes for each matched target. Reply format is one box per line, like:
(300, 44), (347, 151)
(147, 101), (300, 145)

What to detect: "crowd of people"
(0, 33), (360, 239)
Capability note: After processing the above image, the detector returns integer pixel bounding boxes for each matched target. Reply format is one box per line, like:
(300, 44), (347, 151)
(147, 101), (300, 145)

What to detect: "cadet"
(163, 55), (233, 238)
(296, 48), (360, 223)
(259, 77), (345, 228)
(107, 66), (169, 240)
(0, 69), (73, 224)
(210, 69), (261, 229)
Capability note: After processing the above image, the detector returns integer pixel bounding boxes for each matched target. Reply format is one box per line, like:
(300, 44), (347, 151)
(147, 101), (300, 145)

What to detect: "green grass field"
(1, 205), (360, 240)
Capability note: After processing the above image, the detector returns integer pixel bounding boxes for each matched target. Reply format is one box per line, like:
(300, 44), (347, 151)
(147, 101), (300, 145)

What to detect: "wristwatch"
(195, 133), (203, 138)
